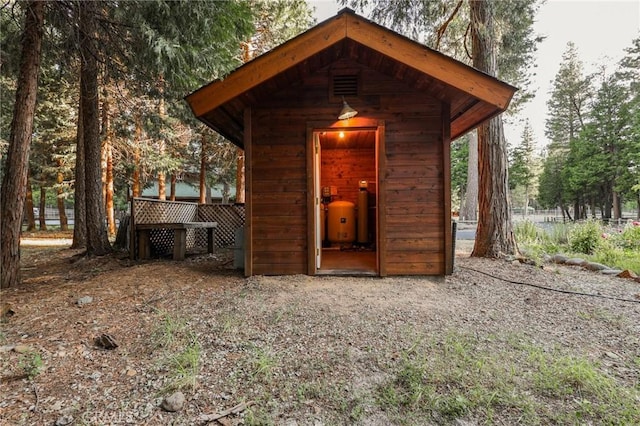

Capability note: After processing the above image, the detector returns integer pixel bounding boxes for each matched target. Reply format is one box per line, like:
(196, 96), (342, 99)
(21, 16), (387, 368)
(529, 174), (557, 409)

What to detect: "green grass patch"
(375, 331), (639, 424)
(151, 310), (201, 393)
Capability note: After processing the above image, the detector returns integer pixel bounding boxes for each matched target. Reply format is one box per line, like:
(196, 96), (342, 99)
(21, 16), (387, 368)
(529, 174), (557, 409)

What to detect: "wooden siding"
(250, 58), (445, 275)
(320, 148), (376, 204)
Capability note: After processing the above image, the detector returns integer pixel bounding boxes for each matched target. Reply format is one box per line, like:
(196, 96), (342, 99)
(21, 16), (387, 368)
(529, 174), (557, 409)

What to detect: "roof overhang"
(185, 9), (517, 147)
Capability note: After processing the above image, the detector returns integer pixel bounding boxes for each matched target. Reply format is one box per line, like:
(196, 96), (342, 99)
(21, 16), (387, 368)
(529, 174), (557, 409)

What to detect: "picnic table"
(136, 222), (217, 260)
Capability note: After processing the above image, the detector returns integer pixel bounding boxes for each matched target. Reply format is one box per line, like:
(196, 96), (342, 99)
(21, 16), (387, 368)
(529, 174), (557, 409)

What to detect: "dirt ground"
(1, 236), (639, 425)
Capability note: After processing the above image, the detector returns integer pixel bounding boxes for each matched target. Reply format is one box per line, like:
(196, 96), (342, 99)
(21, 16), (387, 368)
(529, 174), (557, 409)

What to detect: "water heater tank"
(327, 201), (356, 243)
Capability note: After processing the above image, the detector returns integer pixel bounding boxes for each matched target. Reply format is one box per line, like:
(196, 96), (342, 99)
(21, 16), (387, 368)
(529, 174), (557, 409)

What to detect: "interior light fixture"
(338, 96), (358, 120)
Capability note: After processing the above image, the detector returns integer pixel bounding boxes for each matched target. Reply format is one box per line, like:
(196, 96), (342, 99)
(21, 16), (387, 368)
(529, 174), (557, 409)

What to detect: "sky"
(308, 0), (640, 150)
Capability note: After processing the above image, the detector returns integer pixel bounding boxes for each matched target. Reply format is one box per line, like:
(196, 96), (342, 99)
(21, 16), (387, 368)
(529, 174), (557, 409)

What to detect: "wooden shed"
(186, 9), (516, 277)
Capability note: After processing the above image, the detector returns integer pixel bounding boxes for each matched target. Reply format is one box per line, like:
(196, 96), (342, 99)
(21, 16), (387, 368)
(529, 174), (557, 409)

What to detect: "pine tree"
(541, 42), (590, 219)
(1, 1), (45, 288)
(616, 37), (640, 218)
(345, 0), (541, 257)
(509, 120), (536, 216)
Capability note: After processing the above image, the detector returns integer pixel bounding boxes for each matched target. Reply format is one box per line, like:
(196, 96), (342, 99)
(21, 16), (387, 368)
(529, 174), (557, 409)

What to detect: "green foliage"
(450, 135), (469, 210)
(516, 221), (639, 273)
(614, 223), (640, 251)
(152, 309), (189, 349)
(514, 220), (547, 244)
(163, 340), (201, 392)
(540, 38), (640, 219)
(545, 42), (590, 148)
(18, 351), (43, 380)
(344, 0), (542, 112)
(509, 121), (535, 190)
(568, 220), (603, 254)
(152, 310), (201, 392)
(250, 345), (277, 380)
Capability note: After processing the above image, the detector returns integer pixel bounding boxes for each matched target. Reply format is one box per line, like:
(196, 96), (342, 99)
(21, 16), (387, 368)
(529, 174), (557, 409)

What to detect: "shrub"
(615, 223), (640, 251)
(568, 220), (603, 255)
(514, 220), (546, 244)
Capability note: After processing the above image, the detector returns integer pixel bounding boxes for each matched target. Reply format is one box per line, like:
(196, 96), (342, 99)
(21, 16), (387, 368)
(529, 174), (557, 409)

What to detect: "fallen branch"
(32, 380), (39, 412)
(198, 401), (254, 423)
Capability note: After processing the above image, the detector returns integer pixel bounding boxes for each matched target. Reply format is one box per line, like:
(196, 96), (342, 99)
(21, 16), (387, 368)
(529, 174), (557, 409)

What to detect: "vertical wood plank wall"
(250, 60), (445, 275)
(320, 148), (376, 204)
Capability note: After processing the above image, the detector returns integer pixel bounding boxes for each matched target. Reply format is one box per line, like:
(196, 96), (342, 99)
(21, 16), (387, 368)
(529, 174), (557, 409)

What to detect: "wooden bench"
(136, 222), (217, 260)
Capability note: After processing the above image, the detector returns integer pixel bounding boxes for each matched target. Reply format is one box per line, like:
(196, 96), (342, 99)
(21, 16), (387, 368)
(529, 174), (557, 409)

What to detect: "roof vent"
(332, 74), (358, 97)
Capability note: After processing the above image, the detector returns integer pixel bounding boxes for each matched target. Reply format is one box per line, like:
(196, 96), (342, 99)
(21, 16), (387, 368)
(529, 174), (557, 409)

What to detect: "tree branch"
(463, 22), (472, 61)
(435, 0), (463, 50)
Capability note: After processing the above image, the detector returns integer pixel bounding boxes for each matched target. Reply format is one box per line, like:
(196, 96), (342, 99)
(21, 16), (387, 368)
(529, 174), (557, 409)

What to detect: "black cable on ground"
(459, 266), (640, 304)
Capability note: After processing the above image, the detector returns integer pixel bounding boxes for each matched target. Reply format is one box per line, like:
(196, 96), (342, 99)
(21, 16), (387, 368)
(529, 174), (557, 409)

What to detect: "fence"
(130, 198), (245, 258)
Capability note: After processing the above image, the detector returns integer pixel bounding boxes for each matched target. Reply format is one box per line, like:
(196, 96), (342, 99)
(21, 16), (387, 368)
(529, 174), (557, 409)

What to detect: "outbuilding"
(186, 9), (516, 277)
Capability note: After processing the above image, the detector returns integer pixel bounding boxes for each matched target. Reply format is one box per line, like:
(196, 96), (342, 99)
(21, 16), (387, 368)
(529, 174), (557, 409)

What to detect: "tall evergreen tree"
(509, 120), (535, 216)
(540, 42), (590, 219)
(344, 0), (540, 257)
(1, 0), (45, 288)
(469, 0), (516, 257)
(616, 37), (640, 218)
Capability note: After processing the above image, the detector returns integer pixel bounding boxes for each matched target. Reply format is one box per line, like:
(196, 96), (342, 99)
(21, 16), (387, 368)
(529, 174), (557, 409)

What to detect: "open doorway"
(311, 128), (379, 275)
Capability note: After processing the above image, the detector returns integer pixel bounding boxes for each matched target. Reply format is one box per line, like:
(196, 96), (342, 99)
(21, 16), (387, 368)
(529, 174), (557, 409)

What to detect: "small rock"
(55, 415), (74, 426)
(551, 254), (568, 264)
(605, 351), (621, 360)
(13, 344), (34, 354)
(76, 296), (93, 306)
(565, 258), (585, 266)
(617, 269), (638, 279)
(0, 344), (16, 352)
(512, 260), (520, 266)
(126, 369), (137, 377)
(161, 391), (185, 412)
(601, 269), (623, 275)
(583, 262), (608, 271)
(542, 254), (552, 263)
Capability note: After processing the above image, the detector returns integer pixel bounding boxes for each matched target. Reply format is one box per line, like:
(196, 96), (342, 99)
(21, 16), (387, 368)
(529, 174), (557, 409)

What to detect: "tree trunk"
(157, 81), (166, 201)
(470, 0), (516, 258)
(170, 173), (177, 201)
(199, 133), (207, 204)
(56, 161), (68, 231)
(222, 182), (230, 204)
(101, 91), (115, 236)
(79, 1), (111, 256)
(105, 141), (115, 235)
(25, 178), (36, 232)
(72, 94), (87, 249)
(612, 191), (621, 220)
(158, 171), (166, 200)
(235, 148), (245, 204)
(39, 186), (47, 231)
(0, 0), (44, 288)
(460, 130), (478, 221)
(132, 111), (142, 198)
(564, 206), (573, 222)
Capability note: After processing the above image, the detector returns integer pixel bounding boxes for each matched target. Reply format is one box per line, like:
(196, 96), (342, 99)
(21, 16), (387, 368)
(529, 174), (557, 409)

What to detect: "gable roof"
(185, 8), (517, 147)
